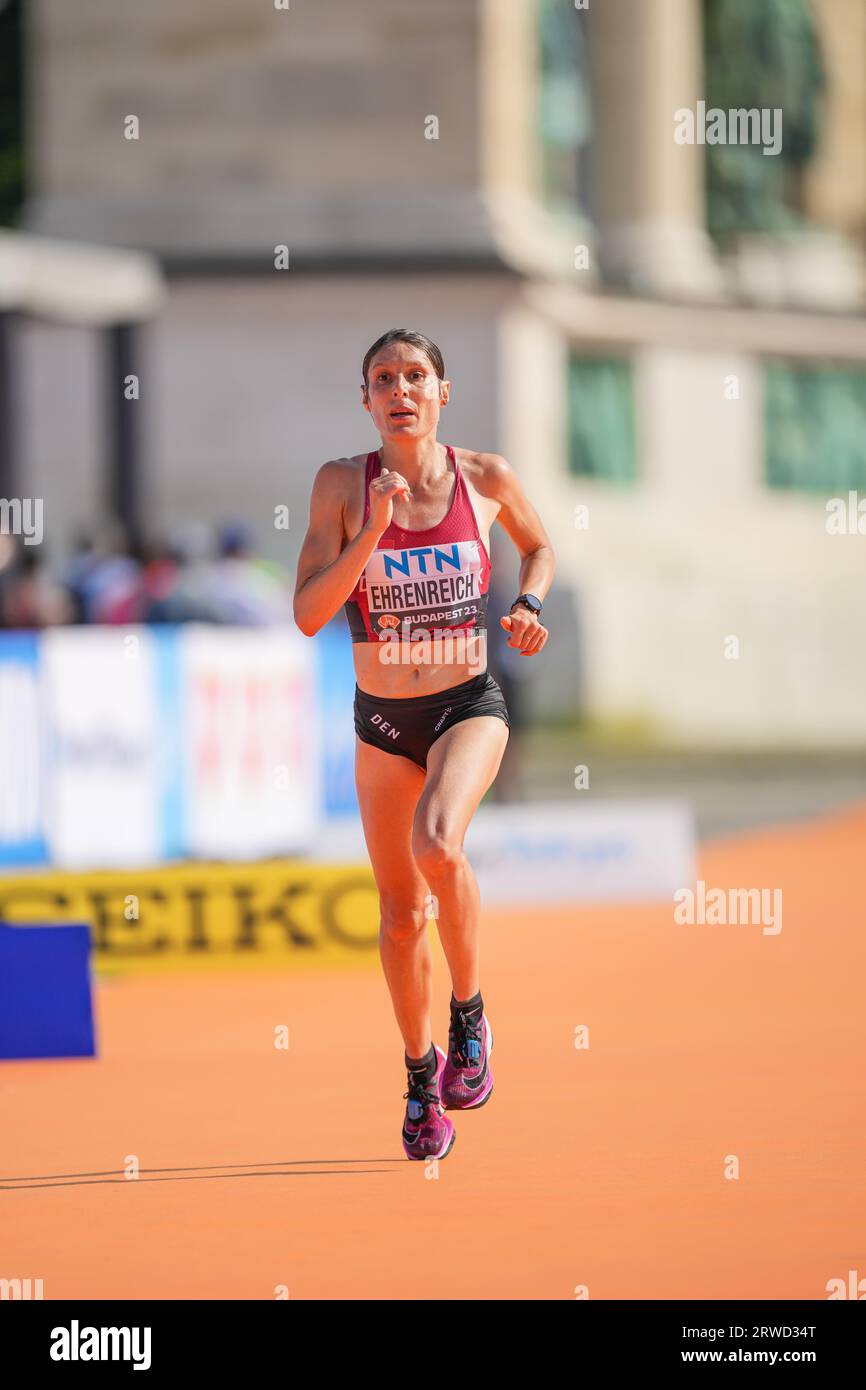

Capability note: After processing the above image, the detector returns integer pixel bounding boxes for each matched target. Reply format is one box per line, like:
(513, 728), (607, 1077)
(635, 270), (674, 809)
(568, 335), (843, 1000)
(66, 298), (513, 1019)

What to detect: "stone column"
(0, 313), (18, 501)
(591, 0), (724, 299)
(105, 322), (143, 541)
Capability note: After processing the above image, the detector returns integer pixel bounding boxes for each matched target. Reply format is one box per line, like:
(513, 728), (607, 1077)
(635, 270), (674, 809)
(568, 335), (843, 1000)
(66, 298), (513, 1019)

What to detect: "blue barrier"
(0, 632), (46, 867)
(0, 922), (96, 1060)
(317, 624), (360, 818)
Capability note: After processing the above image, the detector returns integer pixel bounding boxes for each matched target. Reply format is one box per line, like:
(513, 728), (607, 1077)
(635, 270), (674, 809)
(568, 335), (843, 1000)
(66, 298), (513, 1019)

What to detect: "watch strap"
(511, 593), (543, 616)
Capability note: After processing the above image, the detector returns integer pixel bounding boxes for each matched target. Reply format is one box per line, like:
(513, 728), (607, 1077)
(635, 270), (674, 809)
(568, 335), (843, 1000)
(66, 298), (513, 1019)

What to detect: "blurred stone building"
(12, 0), (866, 742)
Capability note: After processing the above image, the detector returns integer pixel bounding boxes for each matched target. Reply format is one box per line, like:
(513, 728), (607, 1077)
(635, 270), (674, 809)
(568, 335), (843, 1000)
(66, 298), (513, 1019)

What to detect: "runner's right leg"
(355, 736), (455, 1158)
(354, 736), (430, 1058)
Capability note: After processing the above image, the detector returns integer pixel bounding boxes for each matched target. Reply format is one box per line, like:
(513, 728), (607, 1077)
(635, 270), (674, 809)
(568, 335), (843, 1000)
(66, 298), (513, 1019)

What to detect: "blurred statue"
(538, 0), (593, 208)
(702, 0), (825, 238)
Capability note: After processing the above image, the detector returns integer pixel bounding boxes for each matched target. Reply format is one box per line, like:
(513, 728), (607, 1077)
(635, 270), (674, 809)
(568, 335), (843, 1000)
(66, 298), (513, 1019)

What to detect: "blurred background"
(1, 0), (866, 875)
(4, 4), (866, 1305)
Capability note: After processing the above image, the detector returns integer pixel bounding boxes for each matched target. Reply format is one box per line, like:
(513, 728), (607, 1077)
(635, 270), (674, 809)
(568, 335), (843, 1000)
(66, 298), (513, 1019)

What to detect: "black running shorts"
(353, 671), (511, 771)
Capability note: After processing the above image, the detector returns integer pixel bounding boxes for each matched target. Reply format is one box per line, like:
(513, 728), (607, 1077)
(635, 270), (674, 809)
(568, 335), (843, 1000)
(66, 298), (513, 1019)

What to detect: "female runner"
(293, 329), (555, 1160)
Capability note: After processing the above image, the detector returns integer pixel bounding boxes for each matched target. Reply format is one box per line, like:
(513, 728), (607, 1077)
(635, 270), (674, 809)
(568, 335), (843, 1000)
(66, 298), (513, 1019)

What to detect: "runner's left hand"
(500, 608), (548, 655)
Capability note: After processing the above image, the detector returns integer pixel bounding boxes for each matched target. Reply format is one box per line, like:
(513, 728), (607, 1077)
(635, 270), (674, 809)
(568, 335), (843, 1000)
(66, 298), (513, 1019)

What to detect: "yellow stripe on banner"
(0, 861), (381, 973)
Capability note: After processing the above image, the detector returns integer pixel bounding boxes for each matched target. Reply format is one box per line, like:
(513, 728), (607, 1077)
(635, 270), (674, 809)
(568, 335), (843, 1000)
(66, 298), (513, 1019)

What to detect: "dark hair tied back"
(362, 329), (445, 393)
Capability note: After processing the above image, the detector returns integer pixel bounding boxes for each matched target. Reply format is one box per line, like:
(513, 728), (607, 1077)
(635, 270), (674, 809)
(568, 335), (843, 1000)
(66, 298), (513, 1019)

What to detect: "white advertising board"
(313, 800), (696, 905)
(179, 625), (320, 859)
(41, 628), (162, 867)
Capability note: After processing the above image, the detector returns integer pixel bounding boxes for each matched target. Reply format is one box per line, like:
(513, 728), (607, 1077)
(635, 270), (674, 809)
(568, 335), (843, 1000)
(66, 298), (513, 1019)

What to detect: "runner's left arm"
(476, 453), (555, 656)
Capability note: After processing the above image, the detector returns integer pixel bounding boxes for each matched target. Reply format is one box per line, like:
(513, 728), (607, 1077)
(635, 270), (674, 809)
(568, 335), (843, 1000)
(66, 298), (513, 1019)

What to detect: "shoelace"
(448, 1008), (482, 1068)
(403, 1068), (440, 1116)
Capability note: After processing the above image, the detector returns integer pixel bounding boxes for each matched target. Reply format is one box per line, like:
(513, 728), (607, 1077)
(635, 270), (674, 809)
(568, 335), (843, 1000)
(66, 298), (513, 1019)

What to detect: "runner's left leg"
(411, 715), (509, 1000)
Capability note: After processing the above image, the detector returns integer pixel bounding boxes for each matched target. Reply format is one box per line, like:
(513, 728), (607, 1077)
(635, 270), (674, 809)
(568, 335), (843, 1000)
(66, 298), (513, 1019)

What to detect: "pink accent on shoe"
(441, 1012), (494, 1111)
(402, 1043), (457, 1160)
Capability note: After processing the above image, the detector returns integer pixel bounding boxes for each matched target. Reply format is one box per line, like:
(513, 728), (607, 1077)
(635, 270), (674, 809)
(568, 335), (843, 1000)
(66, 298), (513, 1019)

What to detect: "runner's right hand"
(367, 468), (412, 536)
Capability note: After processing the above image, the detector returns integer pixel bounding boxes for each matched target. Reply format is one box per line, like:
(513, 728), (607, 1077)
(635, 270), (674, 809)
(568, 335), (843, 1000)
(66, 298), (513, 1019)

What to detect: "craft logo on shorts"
(434, 706), (453, 732)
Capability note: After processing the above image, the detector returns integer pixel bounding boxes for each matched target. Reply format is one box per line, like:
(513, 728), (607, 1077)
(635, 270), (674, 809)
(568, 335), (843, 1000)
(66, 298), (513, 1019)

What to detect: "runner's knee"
(412, 831), (464, 881)
(379, 896), (429, 946)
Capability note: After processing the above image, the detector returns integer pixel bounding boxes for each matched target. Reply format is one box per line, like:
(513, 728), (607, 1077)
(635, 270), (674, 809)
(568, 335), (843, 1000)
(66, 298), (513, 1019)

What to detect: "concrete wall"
(18, 319), (104, 550)
(501, 289), (866, 747)
(15, 275), (508, 558)
(27, 0), (485, 255)
(145, 274), (507, 566)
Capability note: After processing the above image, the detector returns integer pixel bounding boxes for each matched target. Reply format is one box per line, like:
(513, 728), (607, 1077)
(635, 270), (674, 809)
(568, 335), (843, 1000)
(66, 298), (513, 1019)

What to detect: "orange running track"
(3, 804), (865, 1300)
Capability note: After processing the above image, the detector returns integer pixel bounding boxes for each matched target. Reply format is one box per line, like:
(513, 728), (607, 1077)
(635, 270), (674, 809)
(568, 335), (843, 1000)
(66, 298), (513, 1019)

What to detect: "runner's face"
(363, 345), (448, 439)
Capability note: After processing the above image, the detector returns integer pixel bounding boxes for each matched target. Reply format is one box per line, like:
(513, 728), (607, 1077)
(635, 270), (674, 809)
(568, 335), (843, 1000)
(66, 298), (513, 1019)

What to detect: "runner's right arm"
(292, 460), (408, 637)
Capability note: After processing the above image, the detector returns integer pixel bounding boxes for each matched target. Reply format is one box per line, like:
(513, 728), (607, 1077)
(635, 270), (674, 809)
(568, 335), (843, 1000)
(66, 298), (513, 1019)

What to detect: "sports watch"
(511, 593), (543, 617)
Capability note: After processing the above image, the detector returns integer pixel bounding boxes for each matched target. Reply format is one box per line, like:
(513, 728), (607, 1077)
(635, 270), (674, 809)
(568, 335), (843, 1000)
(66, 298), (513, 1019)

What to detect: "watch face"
(514, 594), (541, 614)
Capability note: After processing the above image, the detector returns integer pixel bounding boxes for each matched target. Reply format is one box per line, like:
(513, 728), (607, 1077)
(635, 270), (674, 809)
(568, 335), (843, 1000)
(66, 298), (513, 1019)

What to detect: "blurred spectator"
(1, 514), (295, 630)
(0, 534), (16, 613)
(1, 543), (75, 628)
(62, 520), (142, 625)
(130, 533), (180, 622)
(205, 519), (293, 626)
(62, 528), (100, 623)
(146, 520), (228, 623)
